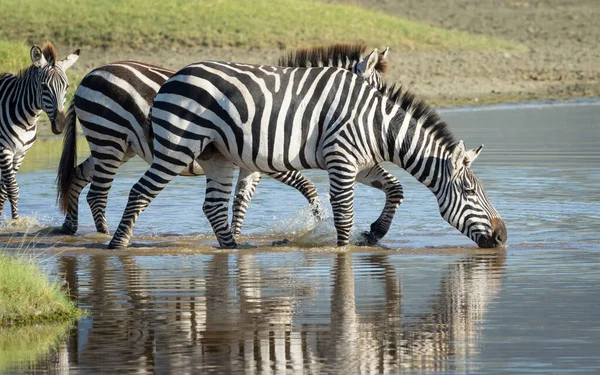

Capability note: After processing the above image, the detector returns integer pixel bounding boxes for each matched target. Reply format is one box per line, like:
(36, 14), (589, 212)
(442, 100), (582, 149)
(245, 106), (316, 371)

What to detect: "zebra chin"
(475, 218), (507, 248)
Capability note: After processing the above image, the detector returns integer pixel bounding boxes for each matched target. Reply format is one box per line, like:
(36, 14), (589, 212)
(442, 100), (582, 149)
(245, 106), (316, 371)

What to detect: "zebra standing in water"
(0, 42), (79, 219)
(107, 62), (507, 249)
(56, 43), (394, 238)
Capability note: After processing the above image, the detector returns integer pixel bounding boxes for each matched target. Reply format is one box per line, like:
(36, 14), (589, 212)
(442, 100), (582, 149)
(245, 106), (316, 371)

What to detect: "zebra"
(0, 42), (79, 219)
(56, 43), (393, 237)
(107, 61), (507, 250)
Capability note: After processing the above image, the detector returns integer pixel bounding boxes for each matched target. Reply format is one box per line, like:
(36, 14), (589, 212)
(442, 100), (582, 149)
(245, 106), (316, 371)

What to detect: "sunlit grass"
(0, 0), (516, 52)
(0, 243), (82, 326)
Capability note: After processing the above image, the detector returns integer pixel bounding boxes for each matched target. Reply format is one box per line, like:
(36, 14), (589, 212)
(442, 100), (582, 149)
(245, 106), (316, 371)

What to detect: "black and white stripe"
(108, 61), (507, 249)
(0, 42), (78, 219)
(57, 44), (393, 237)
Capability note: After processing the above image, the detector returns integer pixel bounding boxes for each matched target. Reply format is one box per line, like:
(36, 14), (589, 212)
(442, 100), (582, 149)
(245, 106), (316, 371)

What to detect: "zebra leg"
(327, 166), (357, 247)
(267, 171), (325, 220)
(0, 151), (20, 220)
(86, 153), (133, 235)
(61, 156), (94, 234)
(231, 169), (261, 237)
(200, 155), (237, 248)
(356, 165), (404, 245)
(0, 180), (7, 215)
(107, 158), (185, 249)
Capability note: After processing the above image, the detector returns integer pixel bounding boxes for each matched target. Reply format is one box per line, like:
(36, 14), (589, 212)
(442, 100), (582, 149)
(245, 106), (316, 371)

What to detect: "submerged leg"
(200, 155), (237, 248)
(267, 170), (325, 220)
(61, 157), (94, 234)
(356, 165), (404, 245)
(231, 169), (262, 237)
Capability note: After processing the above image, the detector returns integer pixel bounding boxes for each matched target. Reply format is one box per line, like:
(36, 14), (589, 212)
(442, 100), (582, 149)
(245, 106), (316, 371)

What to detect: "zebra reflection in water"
(47, 251), (505, 373)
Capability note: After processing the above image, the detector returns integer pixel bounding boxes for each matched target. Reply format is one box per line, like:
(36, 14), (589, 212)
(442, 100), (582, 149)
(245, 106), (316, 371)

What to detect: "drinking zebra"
(107, 61), (507, 249)
(56, 43), (393, 237)
(0, 42), (79, 219)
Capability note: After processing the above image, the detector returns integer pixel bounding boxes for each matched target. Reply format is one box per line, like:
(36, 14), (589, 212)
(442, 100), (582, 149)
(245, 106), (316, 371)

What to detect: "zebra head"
(30, 43), (80, 134)
(355, 47), (389, 90)
(438, 141), (507, 248)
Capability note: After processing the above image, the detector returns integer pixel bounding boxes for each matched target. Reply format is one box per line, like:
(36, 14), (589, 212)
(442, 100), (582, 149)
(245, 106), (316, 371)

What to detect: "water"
(1, 100), (599, 374)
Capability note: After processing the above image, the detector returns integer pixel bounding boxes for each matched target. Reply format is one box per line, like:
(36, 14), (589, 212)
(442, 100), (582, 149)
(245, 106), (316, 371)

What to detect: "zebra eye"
(465, 188), (476, 196)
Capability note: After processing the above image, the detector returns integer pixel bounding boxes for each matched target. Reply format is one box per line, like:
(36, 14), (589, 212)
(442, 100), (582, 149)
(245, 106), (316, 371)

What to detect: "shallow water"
(1, 100), (599, 374)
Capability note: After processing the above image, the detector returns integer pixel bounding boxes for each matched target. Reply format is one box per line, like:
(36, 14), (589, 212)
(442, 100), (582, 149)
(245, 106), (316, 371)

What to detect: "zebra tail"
(56, 100), (77, 214)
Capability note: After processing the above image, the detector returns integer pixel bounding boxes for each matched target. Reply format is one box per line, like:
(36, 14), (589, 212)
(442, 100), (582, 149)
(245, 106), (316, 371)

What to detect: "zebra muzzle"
(477, 217), (507, 248)
(51, 111), (66, 134)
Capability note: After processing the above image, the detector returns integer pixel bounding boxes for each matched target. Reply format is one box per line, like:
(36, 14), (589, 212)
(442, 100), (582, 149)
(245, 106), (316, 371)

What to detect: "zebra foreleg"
(108, 159), (185, 249)
(200, 156), (237, 248)
(267, 171), (325, 221)
(356, 165), (404, 245)
(0, 180), (6, 215)
(0, 151), (20, 219)
(327, 166), (357, 247)
(231, 169), (261, 237)
(61, 156), (94, 234)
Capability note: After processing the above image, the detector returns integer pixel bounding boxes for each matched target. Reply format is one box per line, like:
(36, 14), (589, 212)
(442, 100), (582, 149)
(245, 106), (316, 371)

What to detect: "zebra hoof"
(60, 224), (77, 235)
(356, 231), (380, 246)
(107, 239), (128, 249)
(271, 238), (290, 246)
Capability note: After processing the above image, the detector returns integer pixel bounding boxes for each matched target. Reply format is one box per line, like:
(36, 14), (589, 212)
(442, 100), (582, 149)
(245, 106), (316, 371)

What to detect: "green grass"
(0, 247), (82, 326)
(0, 0), (515, 54)
(0, 322), (72, 372)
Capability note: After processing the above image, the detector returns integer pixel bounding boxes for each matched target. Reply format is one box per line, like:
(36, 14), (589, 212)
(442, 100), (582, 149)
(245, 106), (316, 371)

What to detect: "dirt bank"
(325, 0), (600, 106)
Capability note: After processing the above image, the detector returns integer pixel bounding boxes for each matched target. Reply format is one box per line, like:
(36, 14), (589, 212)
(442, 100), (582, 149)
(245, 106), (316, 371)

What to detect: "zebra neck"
(3, 70), (43, 128)
(385, 108), (452, 191)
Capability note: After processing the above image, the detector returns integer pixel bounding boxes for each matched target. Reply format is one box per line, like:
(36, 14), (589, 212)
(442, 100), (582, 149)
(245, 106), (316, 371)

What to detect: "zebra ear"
(464, 145), (484, 167)
(450, 140), (466, 176)
(382, 46), (390, 59)
(58, 49), (80, 71)
(357, 48), (379, 76)
(30, 45), (47, 67)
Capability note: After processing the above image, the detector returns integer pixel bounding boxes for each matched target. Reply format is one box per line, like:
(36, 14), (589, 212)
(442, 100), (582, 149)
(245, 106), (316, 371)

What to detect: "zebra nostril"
(495, 232), (505, 244)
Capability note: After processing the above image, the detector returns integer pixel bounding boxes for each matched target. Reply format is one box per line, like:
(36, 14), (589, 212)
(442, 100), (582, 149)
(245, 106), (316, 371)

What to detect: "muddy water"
(1, 100), (599, 374)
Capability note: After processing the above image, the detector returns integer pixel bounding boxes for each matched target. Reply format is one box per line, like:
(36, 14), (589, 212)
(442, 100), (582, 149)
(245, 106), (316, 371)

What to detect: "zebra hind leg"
(231, 169), (262, 237)
(199, 155), (237, 248)
(356, 165), (404, 246)
(267, 171), (325, 221)
(61, 156), (94, 234)
(86, 153), (133, 235)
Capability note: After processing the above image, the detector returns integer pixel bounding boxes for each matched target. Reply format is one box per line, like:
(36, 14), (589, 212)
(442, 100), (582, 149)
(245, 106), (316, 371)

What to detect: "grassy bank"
(0, 0), (514, 56)
(0, 250), (82, 326)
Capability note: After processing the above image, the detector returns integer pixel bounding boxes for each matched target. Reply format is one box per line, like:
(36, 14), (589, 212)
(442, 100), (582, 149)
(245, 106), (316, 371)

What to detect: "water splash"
(0, 216), (42, 231)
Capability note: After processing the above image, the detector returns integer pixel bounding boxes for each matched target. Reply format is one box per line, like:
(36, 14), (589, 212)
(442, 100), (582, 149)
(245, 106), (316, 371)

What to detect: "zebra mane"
(381, 83), (457, 150)
(277, 43), (388, 73)
(42, 41), (57, 65)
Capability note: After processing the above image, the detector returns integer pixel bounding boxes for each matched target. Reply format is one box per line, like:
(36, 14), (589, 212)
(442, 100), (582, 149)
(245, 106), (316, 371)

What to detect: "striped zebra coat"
(108, 62), (507, 249)
(56, 44), (396, 237)
(0, 42), (78, 219)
